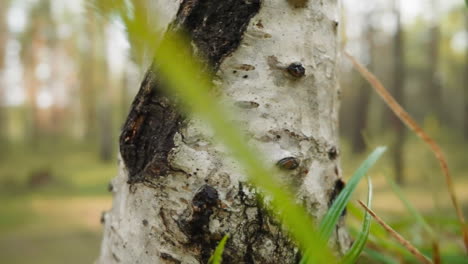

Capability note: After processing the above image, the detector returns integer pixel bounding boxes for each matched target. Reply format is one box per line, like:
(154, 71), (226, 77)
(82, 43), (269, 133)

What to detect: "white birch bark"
(98, 0), (349, 263)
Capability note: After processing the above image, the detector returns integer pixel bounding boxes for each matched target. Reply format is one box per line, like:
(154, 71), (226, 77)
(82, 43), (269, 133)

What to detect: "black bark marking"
(112, 252), (121, 262)
(120, 0), (261, 183)
(160, 252), (182, 264)
(329, 179), (346, 216)
(216, 183), (299, 264)
(173, 0), (261, 70)
(287, 0), (309, 8)
(181, 185), (220, 262)
(277, 157), (300, 170)
(119, 69), (183, 183)
(234, 101), (259, 109)
(332, 20), (339, 32)
(286, 62), (305, 78)
(100, 211), (106, 224)
(328, 146), (338, 160)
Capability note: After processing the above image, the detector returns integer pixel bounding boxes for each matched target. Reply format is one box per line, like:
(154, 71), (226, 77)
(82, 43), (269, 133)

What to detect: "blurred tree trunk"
(120, 73), (131, 122)
(392, 0), (406, 185)
(0, 1), (8, 146)
(98, 68), (114, 162)
(98, 101), (113, 162)
(22, 15), (42, 146)
(95, 23), (114, 162)
(21, 0), (56, 145)
(351, 16), (374, 154)
(80, 11), (114, 161)
(80, 12), (98, 141)
(98, 0), (350, 263)
(427, 0), (441, 120)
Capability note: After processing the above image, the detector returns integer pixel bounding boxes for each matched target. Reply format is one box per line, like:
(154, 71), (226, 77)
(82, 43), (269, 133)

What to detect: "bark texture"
(98, 0), (349, 263)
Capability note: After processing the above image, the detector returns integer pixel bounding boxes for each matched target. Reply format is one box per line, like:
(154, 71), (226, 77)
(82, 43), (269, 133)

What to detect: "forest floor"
(0, 142), (114, 263)
(0, 133), (467, 263)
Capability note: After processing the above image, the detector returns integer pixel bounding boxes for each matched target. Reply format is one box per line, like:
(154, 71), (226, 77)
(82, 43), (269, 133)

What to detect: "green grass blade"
(208, 234), (229, 264)
(385, 175), (435, 239)
(341, 176), (373, 264)
(363, 248), (399, 264)
(319, 147), (386, 240)
(300, 147), (386, 264)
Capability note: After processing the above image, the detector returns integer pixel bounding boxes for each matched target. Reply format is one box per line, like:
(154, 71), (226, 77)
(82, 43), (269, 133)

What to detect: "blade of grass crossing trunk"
(341, 177), (373, 264)
(208, 235), (229, 264)
(154, 33), (336, 264)
(300, 147), (386, 264)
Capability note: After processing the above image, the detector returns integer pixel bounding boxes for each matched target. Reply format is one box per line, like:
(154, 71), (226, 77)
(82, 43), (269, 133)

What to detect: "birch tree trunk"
(98, 0), (349, 263)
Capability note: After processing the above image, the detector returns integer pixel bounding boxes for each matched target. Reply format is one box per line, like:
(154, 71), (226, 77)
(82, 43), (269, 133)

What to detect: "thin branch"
(358, 201), (433, 264)
(432, 240), (441, 264)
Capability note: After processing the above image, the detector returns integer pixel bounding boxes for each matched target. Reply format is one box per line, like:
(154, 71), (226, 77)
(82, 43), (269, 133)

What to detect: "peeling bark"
(99, 0), (349, 263)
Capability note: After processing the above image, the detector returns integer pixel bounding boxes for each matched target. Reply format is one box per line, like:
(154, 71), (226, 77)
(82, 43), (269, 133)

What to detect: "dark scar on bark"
(328, 146), (338, 160)
(119, 0), (261, 183)
(172, 0), (262, 70)
(233, 182), (299, 263)
(181, 185), (220, 262)
(328, 179), (347, 216)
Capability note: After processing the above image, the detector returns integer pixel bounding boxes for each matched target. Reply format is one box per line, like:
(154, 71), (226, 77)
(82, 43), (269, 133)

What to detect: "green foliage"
(208, 234), (229, 264)
(341, 176), (373, 264)
(300, 147), (385, 264)
(320, 147), (385, 240)
(363, 248), (399, 264)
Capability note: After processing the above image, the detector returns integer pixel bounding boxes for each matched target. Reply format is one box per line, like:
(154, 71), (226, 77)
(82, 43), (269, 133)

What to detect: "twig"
(358, 201), (433, 264)
(432, 240), (441, 264)
(345, 51), (468, 252)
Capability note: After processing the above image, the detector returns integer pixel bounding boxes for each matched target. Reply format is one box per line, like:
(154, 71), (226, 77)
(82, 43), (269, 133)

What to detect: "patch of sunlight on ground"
(30, 196), (112, 232)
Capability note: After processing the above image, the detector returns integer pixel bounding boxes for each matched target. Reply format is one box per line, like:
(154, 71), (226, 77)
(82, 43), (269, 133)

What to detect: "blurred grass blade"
(208, 234), (229, 264)
(385, 175), (435, 238)
(154, 32), (336, 264)
(319, 147), (386, 240)
(358, 201), (433, 264)
(385, 175), (440, 263)
(300, 147), (385, 264)
(341, 176), (373, 264)
(364, 249), (399, 264)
